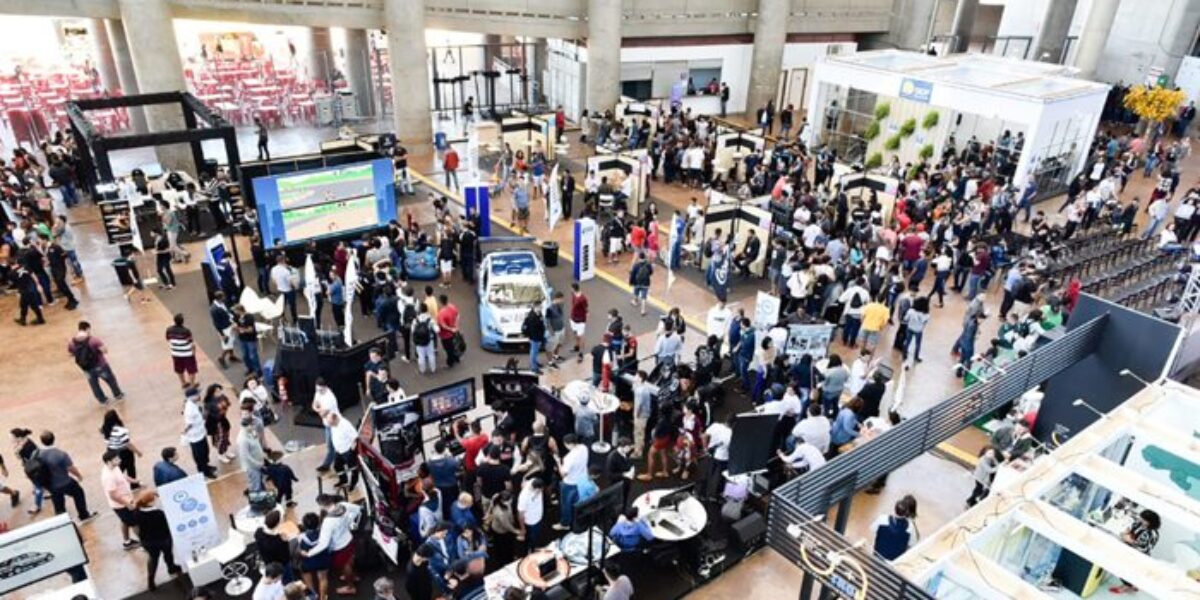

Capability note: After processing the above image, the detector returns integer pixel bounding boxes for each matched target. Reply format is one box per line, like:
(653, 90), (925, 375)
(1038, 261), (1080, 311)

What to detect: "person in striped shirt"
(165, 314), (197, 388)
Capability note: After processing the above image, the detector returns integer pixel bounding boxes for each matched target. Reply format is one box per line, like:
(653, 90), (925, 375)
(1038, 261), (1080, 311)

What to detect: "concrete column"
(116, 0), (190, 173)
(533, 38), (549, 105)
(344, 28), (374, 117)
(885, 0), (939, 52)
(585, 0), (622, 113)
(949, 0), (979, 53)
(1033, 0), (1078, 63)
(384, 0), (433, 143)
(1073, 0), (1120, 80)
(1158, 0), (1200, 82)
(309, 27), (334, 86)
(105, 19), (147, 133)
(746, 0), (789, 118)
(89, 19), (120, 93)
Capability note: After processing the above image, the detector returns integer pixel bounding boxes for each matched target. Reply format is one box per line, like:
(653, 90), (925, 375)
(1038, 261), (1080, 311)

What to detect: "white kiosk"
(807, 50), (1109, 198)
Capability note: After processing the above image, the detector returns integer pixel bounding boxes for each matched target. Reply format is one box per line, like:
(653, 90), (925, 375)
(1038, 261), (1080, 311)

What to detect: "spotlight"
(1072, 398), (1108, 420)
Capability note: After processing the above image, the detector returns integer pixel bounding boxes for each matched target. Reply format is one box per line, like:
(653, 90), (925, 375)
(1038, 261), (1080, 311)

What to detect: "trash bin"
(112, 257), (136, 286)
(434, 131), (448, 152)
(542, 241), (559, 267)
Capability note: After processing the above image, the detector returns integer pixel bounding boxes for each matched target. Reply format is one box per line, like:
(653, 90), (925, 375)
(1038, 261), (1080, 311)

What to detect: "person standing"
(544, 291), (567, 367)
(13, 264), (46, 326)
(561, 168), (576, 217)
(702, 414), (733, 499)
(570, 283), (589, 362)
(719, 82), (730, 117)
(209, 292), (240, 369)
(458, 222), (478, 284)
(238, 417), (267, 493)
(152, 447), (188, 487)
(872, 495), (920, 561)
(38, 431), (95, 521)
(68, 321), (124, 404)
(437, 294), (462, 367)
(312, 378), (341, 473)
(101, 449), (141, 549)
(234, 305), (262, 376)
(51, 215), (83, 280)
(256, 117), (270, 161)
(100, 410), (143, 479)
(183, 388), (217, 479)
(555, 434), (590, 531)
(166, 313), (199, 388)
(517, 477), (545, 553)
(327, 412), (361, 491)
(412, 303), (440, 374)
(629, 252), (653, 317)
(270, 255), (298, 322)
(151, 230), (177, 290)
(903, 297), (931, 366)
(427, 440), (461, 520)
(303, 495), (363, 597)
(522, 306), (547, 374)
(443, 146), (460, 191)
(133, 490), (182, 590)
(45, 239), (79, 310)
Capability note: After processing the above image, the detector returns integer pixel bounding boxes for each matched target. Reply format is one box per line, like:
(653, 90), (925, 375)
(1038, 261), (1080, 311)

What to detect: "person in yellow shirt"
(859, 296), (890, 352)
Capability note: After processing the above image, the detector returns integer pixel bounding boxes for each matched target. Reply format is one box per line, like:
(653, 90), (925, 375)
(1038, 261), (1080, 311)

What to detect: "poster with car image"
(371, 398), (422, 468)
(0, 515), (88, 594)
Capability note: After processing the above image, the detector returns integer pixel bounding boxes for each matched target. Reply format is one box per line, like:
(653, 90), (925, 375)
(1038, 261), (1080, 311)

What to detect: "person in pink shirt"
(101, 449), (140, 549)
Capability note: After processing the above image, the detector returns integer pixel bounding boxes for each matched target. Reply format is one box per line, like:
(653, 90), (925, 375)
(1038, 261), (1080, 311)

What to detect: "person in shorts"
(165, 314), (198, 387)
(101, 449), (140, 549)
(569, 283), (589, 362)
(544, 291), (566, 367)
(438, 227), (456, 288)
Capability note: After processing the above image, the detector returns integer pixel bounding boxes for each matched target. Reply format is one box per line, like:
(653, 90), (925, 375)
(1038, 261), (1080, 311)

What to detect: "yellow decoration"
(1123, 85), (1187, 123)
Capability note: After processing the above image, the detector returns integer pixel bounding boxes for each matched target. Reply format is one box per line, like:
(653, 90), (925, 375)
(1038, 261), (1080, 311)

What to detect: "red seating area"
(0, 67), (131, 148)
(186, 58), (335, 128)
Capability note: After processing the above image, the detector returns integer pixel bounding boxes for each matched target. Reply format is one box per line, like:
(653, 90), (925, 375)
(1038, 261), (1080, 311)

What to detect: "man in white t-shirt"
(312, 377), (341, 473)
(269, 254), (298, 322)
(706, 301), (733, 350)
(518, 477), (545, 552)
(556, 434), (590, 531)
(791, 403), (831, 454)
(779, 437), (827, 474)
(703, 415), (733, 499)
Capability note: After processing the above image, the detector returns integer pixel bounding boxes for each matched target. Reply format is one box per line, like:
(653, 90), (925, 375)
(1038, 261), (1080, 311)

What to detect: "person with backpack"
(872, 494), (919, 560)
(838, 277), (869, 348)
(521, 306), (547, 374)
(11, 428), (42, 513)
(68, 321), (124, 405)
(412, 303), (440, 374)
(629, 252), (653, 317)
(397, 285), (419, 363)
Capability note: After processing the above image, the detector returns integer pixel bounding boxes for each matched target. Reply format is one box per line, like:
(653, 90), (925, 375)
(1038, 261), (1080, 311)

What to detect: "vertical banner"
(548, 164), (562, 230)
(463, 185), (492, 237)
(303, 253), (320, 320)
(667, 212), (686, 270)
(753, 291), (781, 331)
(343, 254), (359, 346)
(466, 132), (480, 184)
(574, 218), (597, 282)
(712, 247), (730, 302)
(159, 474), (221, 565)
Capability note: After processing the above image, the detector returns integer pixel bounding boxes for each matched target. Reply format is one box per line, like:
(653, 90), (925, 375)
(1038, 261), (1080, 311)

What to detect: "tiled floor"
(0, 113), (1188, 598)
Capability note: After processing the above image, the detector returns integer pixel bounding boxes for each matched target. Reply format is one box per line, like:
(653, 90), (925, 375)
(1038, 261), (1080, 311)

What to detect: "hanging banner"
(667, 212), (686, 271)
(548, 164), (563, 231)
(303, 253), (320, 320)
(574, 218), (597, 281)
(466, 131), (480, 184)
(159, 474), (221, 567)
(712, 246), (731, 302)
(463, 185), (492, 237)
(753, 291), (781, 331)
(343, 254), (359, 346)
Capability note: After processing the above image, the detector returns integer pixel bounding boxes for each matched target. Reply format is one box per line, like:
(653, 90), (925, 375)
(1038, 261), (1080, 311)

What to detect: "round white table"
(561, 380), (620, 453)
(633, 489), (708, 542)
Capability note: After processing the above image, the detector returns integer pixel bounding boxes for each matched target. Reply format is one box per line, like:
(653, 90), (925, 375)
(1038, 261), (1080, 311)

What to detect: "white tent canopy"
(807, 50), (1111, 192)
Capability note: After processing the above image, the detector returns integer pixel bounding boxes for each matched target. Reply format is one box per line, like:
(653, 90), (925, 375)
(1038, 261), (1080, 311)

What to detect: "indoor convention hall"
(5, 1), (1200, 599)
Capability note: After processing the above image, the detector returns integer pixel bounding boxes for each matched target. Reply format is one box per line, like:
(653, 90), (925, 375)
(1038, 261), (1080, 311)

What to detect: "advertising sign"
(0, 515), (88, 594)
(752, 291), (781, 331)
(574, 218), (597, 281)
(159, 474), (222, 564)
(463, 185), (492, 237)
(899, 78), (933, 103)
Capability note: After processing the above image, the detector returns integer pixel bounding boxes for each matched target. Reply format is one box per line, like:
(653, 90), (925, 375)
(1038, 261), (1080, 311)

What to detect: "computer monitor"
(658, 483), (696, 510)
(532, 386), (574, 443)
(418, 378), (476, 422)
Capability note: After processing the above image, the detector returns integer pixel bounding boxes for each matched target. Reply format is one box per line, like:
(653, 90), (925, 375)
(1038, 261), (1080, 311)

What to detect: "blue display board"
(254, 158), (396, 249)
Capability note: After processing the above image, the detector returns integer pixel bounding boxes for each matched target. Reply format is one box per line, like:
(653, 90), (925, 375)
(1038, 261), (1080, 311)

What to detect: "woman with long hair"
(202, 383), (235, 462)
(9, 427), (42, 516)
(298, 512), (331, 600)
(100, 410), (143, 479)
(133, 490), (182, 590)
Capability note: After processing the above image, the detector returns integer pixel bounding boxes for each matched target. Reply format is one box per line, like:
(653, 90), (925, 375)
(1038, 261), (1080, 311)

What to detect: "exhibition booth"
(585, 148), (648, 217)
(807, 50), (1109, 200)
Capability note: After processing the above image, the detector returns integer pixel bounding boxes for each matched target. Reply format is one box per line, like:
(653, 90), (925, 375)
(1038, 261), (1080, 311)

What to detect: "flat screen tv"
(532, 386), (574, 443)
(253, 158), (396, 248)
(482, 370), (540, 408)
(419, 378), (476, 422)
(371, 398), (422, 467)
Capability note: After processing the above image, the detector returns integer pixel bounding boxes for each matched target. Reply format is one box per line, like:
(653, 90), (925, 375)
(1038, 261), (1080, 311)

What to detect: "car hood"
(484, 306), (529, 333)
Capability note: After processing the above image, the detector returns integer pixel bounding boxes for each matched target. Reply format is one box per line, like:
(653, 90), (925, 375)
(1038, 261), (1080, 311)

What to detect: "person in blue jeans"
(234, 307), (261, 375)
(734, 317), (755, 389)
(522, 307), (546, 374)
(555, 435), (590, 531)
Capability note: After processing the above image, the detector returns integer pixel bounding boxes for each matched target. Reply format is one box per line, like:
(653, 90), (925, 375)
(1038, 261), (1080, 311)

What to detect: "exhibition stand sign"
(785, 323), (836, 360)
(574, 218), (597, 281)
(0, 514), (89, 595)
(159, 474), (222, 565)
(753, 291), (781, 331)
(464, 185), (492, 237)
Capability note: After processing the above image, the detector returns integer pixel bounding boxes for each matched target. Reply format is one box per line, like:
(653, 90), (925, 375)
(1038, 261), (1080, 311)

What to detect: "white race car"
(477, 250), (552, 351)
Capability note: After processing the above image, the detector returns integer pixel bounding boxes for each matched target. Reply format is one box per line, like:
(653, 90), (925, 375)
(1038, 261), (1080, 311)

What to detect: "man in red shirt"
(569, 283), (589, 363)
(900, 229), (925, 272)
(443, 147), (460, 191)
(456, 419), (489, 474)
(437, 294), (462, 366)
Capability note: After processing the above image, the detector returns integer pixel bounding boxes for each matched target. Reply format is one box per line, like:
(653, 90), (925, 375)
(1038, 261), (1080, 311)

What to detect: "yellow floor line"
(411, 170), (707, 331)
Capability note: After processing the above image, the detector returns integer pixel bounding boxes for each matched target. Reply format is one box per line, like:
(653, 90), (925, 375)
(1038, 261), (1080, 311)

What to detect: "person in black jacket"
(629, 253), (653, 316)
(458, 222), (477, 284)
(134, 490), (182, 591)
(522, 307), (547, 374)
(406, 544), (435, 600)
(561, 169), (576, 217)
(255, 510), (295, 583)
(45, 240), (78, 310)
(209, 291), (239, 369)
(13, 264), (45, 326)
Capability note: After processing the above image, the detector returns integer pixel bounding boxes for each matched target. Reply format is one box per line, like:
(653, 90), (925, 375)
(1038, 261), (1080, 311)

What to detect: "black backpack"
(73, 340), (99, 371)
(23, 448), (48, 487)
(849, 290), (864, 309)
(413, 320), (433, 346)
(401, 301), (417, 326)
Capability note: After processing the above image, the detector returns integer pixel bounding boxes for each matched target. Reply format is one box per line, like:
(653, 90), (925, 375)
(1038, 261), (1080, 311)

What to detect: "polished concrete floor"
(0, 113), (1185, 599)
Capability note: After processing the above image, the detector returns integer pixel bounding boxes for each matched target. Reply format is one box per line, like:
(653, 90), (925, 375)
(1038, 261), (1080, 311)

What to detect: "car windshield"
(487, 281), (545, 306)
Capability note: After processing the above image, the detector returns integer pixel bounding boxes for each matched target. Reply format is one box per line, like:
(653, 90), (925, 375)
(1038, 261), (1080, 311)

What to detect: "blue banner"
(463, 185), (491, 237)
(667, 214), (686, 271)
(899, 78), (933, 104)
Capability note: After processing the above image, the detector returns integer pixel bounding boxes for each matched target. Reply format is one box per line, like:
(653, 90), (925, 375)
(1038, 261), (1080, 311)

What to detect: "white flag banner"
(343, 254), (359, 345)
(548, 164), (562, 230)
(158, 474), (221, 568)
(303, 253), (320, 320)
(129, 201), (144, 252)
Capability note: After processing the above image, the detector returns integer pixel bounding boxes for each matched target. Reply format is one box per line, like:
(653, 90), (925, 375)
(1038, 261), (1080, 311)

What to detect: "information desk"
(633, 489), (707, 542)
(483, 528), (618, 599)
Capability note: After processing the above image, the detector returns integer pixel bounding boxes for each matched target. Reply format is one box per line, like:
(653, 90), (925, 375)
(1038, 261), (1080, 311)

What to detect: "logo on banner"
(574, 218), (597, 281)
(899, 78), (933, 103)
(159, 474), (221, 561)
